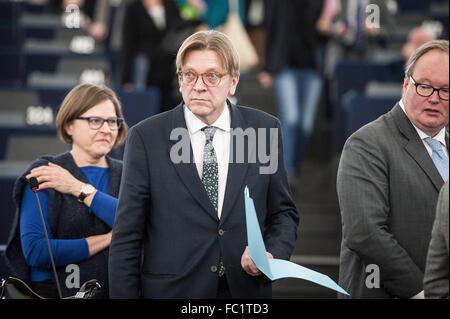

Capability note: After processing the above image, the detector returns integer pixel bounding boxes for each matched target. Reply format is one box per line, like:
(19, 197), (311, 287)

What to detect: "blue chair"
(0, 126), (57, 160)
(342, 92), (398, 140)
(117, 87), (161, 128)
(396, 0), (432, 13)
(109, 88), (161, 160)
(0, 0), (24, 22)
(333, 60), (401, 153)
(0, 49), (23, 84)
(0, 174), (16, 245)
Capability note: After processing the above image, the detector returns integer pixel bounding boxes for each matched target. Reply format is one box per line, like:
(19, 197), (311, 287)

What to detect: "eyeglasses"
(177, 70), (227, 87)
(76, 116), (124, 130)
(409, 76), (449, 101)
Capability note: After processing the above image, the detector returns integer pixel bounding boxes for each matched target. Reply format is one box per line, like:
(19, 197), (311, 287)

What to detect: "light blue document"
(244, 187), (349, 296)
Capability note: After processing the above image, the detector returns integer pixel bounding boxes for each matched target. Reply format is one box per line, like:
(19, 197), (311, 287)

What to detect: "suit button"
(218, 229), (225, 236)
(210, 266), (218, 273)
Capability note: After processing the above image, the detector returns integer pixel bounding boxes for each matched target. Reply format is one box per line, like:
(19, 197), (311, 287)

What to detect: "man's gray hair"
(405, 39), (449, 77)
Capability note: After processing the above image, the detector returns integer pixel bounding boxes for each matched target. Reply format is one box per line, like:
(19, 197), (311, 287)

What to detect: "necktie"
(201, 126), (225, 276)
(201, 126), (218, 211)
(424, 137), (449, 182)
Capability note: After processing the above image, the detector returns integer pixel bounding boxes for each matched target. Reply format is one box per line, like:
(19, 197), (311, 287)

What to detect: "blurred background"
(0, 0), (448, 298)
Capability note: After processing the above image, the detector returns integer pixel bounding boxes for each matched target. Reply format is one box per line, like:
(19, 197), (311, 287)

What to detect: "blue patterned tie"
(201, 126), (218, 211)
(424, 137), (449, 182)
(201, 126), (225, 276)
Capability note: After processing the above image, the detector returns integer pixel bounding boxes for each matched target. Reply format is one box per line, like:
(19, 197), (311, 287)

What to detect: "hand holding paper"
(244, 186), (349, 296)
(241, 246), (273, 276)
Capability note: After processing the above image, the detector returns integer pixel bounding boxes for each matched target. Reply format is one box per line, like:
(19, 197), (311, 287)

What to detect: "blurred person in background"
(316, 0), (397, 83)
(121, 0), (199, 112)
(402, 23), (440, 62)
(5, 83), (128, 298)
(49, 0), (110, 41)
(316, 0), (396, 56)
(258, 0), (324, 181)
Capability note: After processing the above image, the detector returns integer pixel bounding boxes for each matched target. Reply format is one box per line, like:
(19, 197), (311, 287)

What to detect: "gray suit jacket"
(337, 103), (449, 298)
(424, 181), (449, 299)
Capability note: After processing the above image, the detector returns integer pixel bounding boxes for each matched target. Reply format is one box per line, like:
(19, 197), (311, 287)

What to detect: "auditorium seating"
(0, 0), (448, 297)
(332, 60), (402, 152)
(341, 92), (399, 140)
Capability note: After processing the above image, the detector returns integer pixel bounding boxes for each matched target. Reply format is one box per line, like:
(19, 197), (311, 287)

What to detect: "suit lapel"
(392, 104), (444, 191)
(169, 104), (219, 221)
(445, 129), (449, 153)
(219, 102), (249, 225)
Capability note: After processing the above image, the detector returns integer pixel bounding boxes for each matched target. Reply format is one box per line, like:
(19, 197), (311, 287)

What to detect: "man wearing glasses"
(337, 40), (449, 298)
(109, 30), (299, 298)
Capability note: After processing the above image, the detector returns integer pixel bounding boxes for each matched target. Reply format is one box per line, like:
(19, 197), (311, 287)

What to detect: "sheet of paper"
(244, 187), (349, 296)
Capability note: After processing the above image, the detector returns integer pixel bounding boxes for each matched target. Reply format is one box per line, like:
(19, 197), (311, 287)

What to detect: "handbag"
(1, 276), (102, 299)
(216, 0), (259, 72)
(1, 179), (103, 300)
(1, 277), (45, 299)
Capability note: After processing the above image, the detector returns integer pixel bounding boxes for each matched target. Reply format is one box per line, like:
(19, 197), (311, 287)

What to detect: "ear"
(64, 121), (73, 137)
(402, 75), (409, 96)
(228, 73), (240, 96)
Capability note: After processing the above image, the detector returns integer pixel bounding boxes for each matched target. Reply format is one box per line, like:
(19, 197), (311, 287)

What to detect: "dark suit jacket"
(109, 102), (299, 298)
(337, 103), (449, 298)
(121, 0), (184, 85)
(263, 0), (324, 74)
(424, 181), (449, 299)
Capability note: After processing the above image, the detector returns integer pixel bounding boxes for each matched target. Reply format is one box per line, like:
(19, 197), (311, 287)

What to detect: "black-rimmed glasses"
(76, 116), (124, 130)
(177, 70), (227, 87)
(409, 76), (449, 101)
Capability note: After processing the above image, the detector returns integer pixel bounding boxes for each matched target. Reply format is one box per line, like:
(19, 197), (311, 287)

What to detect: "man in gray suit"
(337, 40), (449, 298)
(424, 181), (449, 299)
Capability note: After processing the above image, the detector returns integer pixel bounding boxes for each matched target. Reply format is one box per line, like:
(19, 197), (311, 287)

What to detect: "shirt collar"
(399, 99), (447, 145)
(184, 102), (231, 134)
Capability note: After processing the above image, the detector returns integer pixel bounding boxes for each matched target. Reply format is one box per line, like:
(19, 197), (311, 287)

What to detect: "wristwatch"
(77, 184), (96, 203)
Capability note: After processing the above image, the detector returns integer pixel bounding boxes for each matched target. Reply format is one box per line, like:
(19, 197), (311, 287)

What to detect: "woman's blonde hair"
(176, 30), (240, 76)
(56, 83), (128, 147)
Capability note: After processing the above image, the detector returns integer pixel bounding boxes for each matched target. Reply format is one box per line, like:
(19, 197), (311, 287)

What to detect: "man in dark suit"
(121, 0), (196, 111)
(337, 40), (449, 298)
(109, 30), (299, 298)
(424, 181), (449, 299)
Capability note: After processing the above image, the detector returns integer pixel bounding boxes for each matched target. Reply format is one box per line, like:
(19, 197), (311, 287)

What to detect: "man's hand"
(241, 246), (273, 276)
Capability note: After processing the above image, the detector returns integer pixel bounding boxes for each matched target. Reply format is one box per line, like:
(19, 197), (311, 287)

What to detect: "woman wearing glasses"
(6, 83), (128, 298)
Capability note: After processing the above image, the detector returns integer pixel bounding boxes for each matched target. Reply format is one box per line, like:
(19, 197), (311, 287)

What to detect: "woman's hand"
(26, 162), (84, 197)
(86, 231), (112, 257)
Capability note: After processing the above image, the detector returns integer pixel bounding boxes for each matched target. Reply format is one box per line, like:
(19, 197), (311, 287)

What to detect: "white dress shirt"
(184, 103), (231, 219)
(399, 100), (447, 299)
(399, 100), (448, 159)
